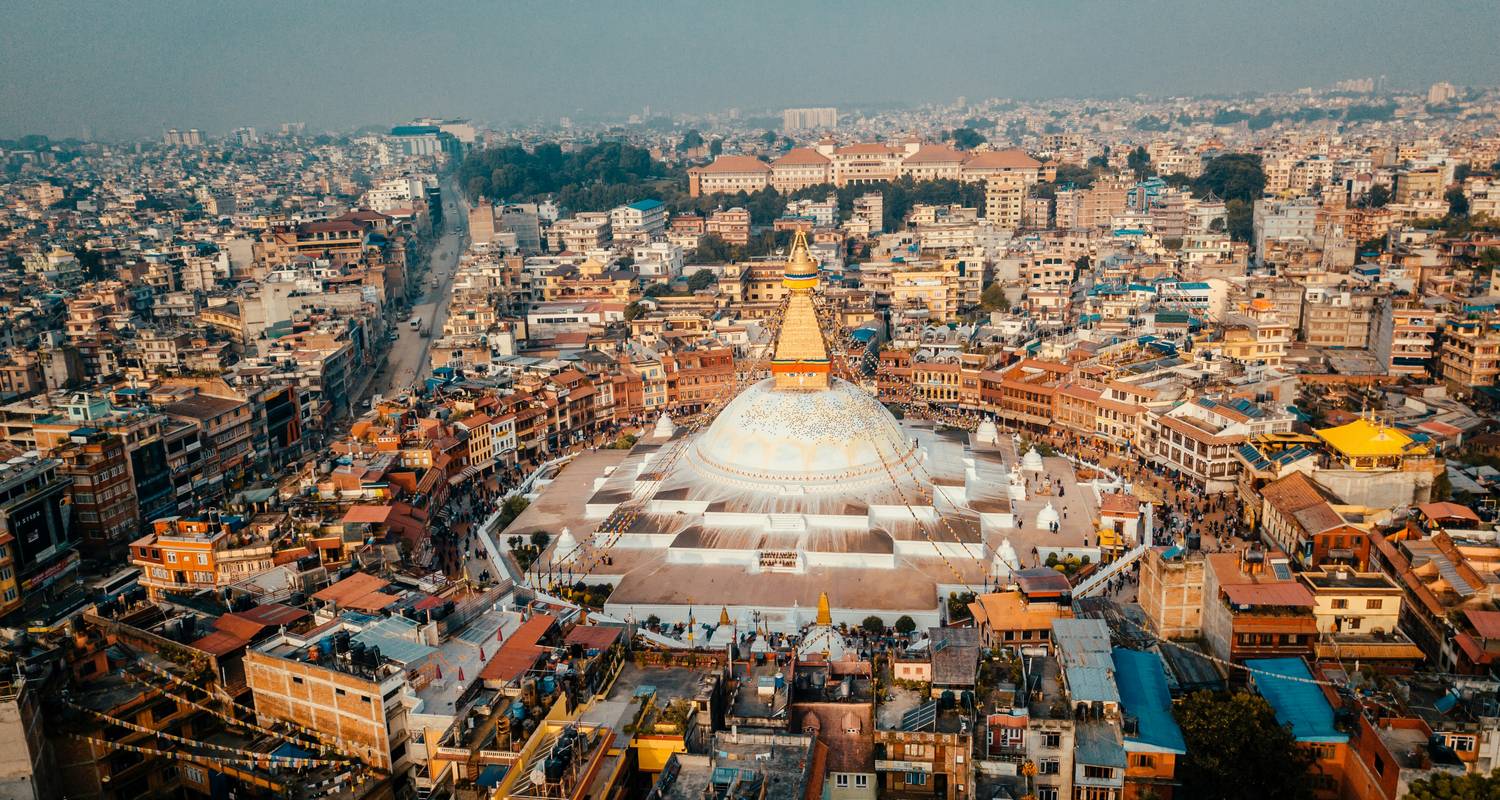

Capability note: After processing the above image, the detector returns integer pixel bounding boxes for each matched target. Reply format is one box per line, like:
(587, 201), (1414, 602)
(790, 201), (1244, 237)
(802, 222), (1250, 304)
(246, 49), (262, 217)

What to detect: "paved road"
(368, 174), (469, 400)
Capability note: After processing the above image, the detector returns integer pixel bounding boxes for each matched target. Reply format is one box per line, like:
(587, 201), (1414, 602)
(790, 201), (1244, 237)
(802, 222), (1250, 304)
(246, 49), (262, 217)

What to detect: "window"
(292, 676), (304, 685)
(1331, 598), (1348, 609)
(1347, 617), (1361, 630)
(1452, 736), (1475, 752)
(904, 744), (929, 759)
(1036, 789), (1059, 800)
(1083, 765), (1115, 780)
(1038, 759), (1060, 775)
(905, 772), (926, 786)
(835, 775), (849, 788)
(198, 554), (208, 565)
(1131, 754), (1155, 769)
(1043, 732), (1062, 748)
(1367, 598), (1384, 609)
(166, 552), (177, 563)
(854, 776), (868, 788)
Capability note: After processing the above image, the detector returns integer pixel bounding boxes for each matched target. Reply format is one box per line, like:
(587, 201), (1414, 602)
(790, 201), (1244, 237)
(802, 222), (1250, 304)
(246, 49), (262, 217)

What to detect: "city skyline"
(3, 0), (1500, 139)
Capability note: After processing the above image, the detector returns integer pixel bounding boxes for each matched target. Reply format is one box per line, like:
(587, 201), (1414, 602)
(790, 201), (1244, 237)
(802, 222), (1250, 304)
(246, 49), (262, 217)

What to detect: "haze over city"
(8, 3), (1500, 800)
(4, 0), (1500, 138)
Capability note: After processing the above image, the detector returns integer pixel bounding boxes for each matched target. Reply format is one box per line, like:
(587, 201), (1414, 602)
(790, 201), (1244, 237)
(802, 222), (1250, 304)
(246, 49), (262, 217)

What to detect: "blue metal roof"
(627, 199), (663, 211)
(1245, 658), (1348, 743)
(1112, 648), (1187, 754)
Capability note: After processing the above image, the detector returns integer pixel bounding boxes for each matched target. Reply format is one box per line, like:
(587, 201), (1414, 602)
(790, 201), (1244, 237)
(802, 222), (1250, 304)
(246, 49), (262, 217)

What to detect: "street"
(367, 173), (469, 401)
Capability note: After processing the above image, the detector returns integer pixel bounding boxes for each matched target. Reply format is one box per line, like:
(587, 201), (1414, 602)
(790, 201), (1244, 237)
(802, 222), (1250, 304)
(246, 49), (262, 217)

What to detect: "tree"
(1447, 187), (1471, 218)
(861, 616), (885, 634)
(499, 496), (530, 527)
(677, 129), (703, 153)
(530, 530), (551, 550)
(708, 138), (723, 157)
(686, 268), (717, 292)
(981, 282), (1010, 312)
(1127, 146), (1152, 180)
(761, 130), (777, 146)
(624, 301), (646, 321)
(894, 615), (917, 635)
(1226, 198), (1254, 243)
(1174, 691), (1315, 800)
(1194, 153), (1266, 203)
(1361, 183), (1391, 208)
(950, 127), (987, 150)
(1403, 770), (1500, 799)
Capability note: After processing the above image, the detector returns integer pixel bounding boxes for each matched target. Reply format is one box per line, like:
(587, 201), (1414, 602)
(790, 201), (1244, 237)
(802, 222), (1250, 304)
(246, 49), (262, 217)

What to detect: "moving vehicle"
(409, 316), (422, 331)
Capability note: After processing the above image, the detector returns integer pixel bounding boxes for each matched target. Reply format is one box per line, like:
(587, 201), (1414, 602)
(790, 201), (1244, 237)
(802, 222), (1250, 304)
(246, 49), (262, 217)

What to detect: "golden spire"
(771, 230), (831, 391)
(719, 606), (732, 626)
(816, 591), (832, 626)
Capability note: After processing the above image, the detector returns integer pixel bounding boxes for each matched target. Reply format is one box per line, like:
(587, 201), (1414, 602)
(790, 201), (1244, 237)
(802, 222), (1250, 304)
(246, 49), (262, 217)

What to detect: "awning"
(448, 457), (499, 487)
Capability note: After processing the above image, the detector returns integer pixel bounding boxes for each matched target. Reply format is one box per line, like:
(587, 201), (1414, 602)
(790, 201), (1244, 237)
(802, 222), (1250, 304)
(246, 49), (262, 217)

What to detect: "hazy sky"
(3, 0), (1499, 139)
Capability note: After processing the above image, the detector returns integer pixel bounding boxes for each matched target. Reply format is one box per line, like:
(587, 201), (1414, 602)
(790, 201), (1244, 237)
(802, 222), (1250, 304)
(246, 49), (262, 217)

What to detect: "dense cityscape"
(5, 19), (1500, 800)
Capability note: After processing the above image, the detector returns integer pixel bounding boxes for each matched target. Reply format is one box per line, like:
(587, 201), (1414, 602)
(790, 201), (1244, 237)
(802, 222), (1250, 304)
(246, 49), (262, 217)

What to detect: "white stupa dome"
(1021, 447), (1044, 472)
(682, 378), (920, 494)
(652, 413), (676, 439)
(554, 527), (578, 561)
(1036, 502), (1060, 531)
(976, 419), (1000, 445)
(992, 537), (1019, 580)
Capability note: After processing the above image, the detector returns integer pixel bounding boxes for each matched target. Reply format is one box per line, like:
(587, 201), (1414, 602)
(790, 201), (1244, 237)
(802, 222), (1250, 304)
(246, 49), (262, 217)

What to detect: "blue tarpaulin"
(1246, 658), (1349, 743)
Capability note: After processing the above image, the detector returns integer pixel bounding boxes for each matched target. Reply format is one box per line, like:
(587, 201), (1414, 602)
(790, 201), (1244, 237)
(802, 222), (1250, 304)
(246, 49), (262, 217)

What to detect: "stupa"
(518, 231), (1125, 632)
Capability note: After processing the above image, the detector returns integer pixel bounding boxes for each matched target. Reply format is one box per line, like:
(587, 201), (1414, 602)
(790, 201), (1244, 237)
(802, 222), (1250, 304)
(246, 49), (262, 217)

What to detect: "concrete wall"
(1315, 469), (1432, 508)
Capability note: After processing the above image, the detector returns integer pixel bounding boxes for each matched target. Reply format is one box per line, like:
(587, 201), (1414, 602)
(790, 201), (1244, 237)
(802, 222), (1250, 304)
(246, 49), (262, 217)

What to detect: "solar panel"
(901, 701), (938, 731)
(1271, 562), (1292, 581)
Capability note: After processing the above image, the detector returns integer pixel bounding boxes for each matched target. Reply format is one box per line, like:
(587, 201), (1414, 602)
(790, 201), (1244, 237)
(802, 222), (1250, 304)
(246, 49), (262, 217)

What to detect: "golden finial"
(816, 592), (832, 626)
(719, 606), (732, 626)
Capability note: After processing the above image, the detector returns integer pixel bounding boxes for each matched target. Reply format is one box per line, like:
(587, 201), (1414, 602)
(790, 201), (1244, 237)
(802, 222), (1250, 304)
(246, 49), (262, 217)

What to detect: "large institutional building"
(512, 234), (1145, 631)
(687, 141), (1044, 196)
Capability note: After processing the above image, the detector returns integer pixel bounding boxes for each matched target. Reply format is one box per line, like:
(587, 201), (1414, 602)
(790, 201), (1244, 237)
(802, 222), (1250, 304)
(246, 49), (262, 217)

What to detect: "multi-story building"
(1201, 547), (1318, 664)
(1253, 199), (1319, 264)
(687, 156), (771, 197)
(1301, 289), (1378, 349)
(1147, 397), (1295, 493)
(0, 454), (74, 623)
(1394, 168), (1444, 204)
(706, 207), (751, 246)
(770, 148), (833, 192)
(1139, 545), (1207, 639)
(1258, 471), (1369, 571)
(128, 516), (281, 598)
(609, 199), (666, 243)
(1440, 319), (1500, 392)
(245, 629), (413, 774)
(858, 260), (981, 320)
(985, 176), (1026, 229)
(53, 429), (137, 561)
(0, 675), (54, 800)
(782, 107), (838, 130)
(1371, 300), (1438, 380)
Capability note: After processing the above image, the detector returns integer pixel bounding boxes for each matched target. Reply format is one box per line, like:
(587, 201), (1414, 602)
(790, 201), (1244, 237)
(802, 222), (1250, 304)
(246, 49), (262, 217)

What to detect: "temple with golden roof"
(1315, 416), (1431, 471)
